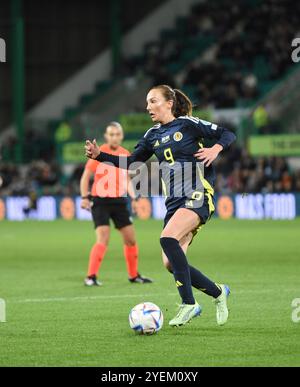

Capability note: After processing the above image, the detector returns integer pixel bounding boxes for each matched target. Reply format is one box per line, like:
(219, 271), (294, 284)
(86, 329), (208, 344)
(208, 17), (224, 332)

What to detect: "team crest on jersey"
(173, 132), (183, 142)
(161, 135), (170, 144)
(154, 140), (160, 147)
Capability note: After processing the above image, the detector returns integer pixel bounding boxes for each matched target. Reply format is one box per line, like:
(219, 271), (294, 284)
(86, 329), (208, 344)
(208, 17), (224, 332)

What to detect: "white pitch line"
(7, 293), (178, 304)
(5, 288), (298, 305)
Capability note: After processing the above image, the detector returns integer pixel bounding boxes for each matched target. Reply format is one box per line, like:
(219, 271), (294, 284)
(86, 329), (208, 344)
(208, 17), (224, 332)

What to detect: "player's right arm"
(85, 137), (154, 170)
(185, 117), (236, 167)
(80, 167), (93, 210)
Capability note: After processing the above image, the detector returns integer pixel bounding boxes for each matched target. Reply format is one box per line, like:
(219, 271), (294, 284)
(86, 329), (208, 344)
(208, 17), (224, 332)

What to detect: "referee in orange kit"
(80, 122), (152, 286)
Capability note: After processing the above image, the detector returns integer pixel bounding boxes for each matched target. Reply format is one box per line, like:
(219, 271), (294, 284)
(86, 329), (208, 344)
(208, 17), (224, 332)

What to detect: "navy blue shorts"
(163, 194), (215, 243)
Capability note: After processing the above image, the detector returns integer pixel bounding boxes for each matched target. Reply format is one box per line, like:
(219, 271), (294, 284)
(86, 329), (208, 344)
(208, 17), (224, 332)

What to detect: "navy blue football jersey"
(97, 116), (236, 213)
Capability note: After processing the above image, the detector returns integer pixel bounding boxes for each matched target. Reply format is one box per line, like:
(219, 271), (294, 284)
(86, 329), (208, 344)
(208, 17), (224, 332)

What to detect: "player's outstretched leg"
(189, 265), (230, 325)
(160, 237), (201, 326)
(176, 233), (230, 326)
(160, 209), (203, 326)
(162, 238), (230, 325)
(169, 302), (202, 327)
(213, 284), (230, 326)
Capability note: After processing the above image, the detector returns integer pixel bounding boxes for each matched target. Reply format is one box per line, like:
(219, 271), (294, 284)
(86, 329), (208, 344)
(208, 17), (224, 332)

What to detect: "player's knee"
(97, 238), (109, 246)
(96, 232), (110, 245)
(160, 229), (179, 240)
(124, 239), (136, 247)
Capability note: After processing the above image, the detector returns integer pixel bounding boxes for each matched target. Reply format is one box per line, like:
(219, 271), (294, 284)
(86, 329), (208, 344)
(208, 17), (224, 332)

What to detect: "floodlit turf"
(0, 218), (299, 367)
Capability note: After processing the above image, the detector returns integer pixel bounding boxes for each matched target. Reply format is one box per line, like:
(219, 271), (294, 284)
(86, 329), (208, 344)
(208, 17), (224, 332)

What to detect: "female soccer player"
(80, 121), (152, 286)
(85, 85), (236, 327)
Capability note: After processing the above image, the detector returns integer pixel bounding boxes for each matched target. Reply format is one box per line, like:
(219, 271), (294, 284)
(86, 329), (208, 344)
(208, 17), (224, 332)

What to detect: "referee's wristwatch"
(81, 194), (91, 200)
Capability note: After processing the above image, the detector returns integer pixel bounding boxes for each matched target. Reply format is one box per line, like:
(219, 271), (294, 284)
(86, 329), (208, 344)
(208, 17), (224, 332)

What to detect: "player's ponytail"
(173, 89), (193, 117)
(151, 85), (193, 118)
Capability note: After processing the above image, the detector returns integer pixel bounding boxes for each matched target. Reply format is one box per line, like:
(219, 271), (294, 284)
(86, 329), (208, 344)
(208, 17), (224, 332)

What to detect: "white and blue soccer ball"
(129, 302), (163, 335)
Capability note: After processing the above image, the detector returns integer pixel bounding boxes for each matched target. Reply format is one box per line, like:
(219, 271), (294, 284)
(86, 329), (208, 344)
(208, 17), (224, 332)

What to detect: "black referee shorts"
(91, 197), (132, 230)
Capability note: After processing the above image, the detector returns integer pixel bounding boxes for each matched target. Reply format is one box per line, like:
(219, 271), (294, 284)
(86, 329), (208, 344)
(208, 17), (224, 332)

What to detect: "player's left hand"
(85, 139), (100, 159)
(194, 144), (223, 167)
(81, 198), (91, 211)
(131, 199), (138, 214)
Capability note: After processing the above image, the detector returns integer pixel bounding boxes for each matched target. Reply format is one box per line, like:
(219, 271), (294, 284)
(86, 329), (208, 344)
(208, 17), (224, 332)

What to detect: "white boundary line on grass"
(7, 293), (178, 304)
(6, 288), (298, 305)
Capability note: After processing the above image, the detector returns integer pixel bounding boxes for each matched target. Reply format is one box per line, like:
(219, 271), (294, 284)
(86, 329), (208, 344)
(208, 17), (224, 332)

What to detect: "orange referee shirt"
(85, 144), (130, 198)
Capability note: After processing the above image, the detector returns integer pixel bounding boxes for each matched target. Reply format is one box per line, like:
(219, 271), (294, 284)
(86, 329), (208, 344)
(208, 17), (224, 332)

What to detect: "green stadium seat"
(220, 57), (237, 71)
(166, 62), (183, 73)
(236, 98), (255, 108)
(63, 107), (78, 121)
(258, 80), (276, 96)
(182, 85), (197, 102)
(160, 29), (178, 40)
(79, 94), (94, 106)
(253, 56), (271, 81)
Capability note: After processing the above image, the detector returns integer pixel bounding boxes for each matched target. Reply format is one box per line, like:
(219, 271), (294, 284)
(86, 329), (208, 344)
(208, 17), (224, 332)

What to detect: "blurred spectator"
(294, 171), (300, 191)
(120, 0), (299, 112)
(252, 105), (269, 132)
(0, 160), (62, 196)
(1, 0), (300, 196)
(215, 148), (299, 194)
(0, 128), (55, 164)
(1, 149), (299, 197)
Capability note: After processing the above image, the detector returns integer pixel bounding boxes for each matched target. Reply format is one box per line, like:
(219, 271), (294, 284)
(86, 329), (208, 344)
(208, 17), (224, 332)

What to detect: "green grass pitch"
(0, 218), (299, 367)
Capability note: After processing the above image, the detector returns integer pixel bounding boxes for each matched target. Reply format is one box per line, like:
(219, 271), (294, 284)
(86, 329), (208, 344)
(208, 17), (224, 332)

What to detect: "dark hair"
(151, 84), (193, 117)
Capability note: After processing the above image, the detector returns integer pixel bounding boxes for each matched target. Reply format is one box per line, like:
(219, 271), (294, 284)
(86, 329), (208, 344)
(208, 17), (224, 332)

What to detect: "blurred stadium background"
(1, 0), (300, 221)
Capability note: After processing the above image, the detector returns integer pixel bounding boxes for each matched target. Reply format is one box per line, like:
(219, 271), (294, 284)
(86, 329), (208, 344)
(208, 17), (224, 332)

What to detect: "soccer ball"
(129, 302), (163, 335)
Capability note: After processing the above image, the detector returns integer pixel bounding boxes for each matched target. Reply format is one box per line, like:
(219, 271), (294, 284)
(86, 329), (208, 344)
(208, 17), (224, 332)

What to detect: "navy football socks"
(188, 265), (221, 298)
(161, 238), (222, 299)
(160, 237), (195, 305)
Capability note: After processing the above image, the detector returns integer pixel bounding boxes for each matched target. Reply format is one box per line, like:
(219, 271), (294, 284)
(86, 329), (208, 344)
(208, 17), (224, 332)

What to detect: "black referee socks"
(160, 237), (195, 305)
